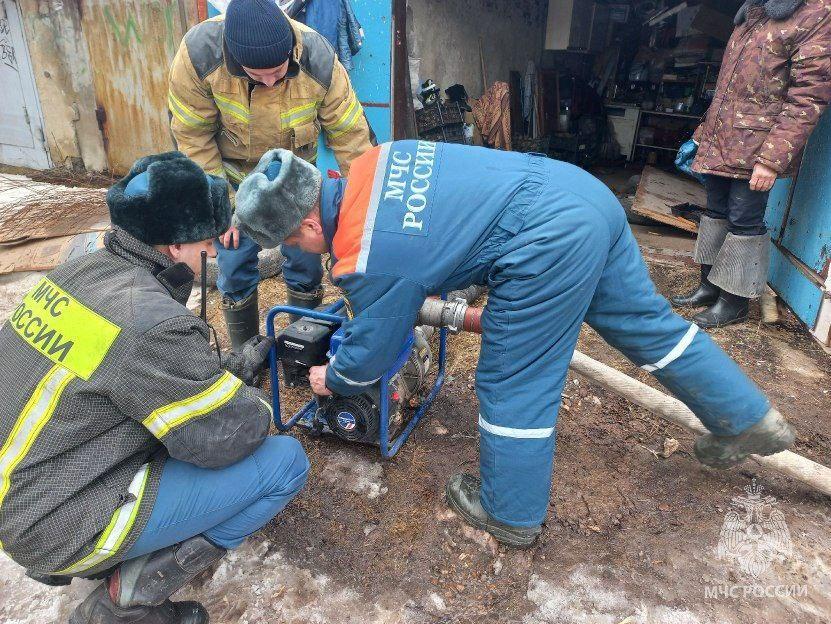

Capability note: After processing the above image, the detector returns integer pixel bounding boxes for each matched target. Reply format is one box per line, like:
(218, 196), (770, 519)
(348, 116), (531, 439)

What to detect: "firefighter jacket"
(0, 228), (272, 576)
(692, 0), (831, 178)
(168, 14), (373, 187)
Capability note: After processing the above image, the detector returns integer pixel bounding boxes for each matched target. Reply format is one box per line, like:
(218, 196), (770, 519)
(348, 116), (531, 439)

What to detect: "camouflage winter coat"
(692, 0), (831, 179)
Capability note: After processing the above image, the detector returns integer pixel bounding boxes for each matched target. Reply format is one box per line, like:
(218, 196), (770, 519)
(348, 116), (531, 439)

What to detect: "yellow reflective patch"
(54, 463), (150, 575)
(10, 279), (121, 381)
(142, 371), (243, 439)
(213, 93), (250, 125)
(280, 101), (321, 129)
(0, 364), (75, 512)
(328, 97), (363, 139)
(168, 91), (212, 128)
(222, 162), (246, 183)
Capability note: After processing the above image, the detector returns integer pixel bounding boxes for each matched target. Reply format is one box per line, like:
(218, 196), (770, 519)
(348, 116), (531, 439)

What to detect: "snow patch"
(319, 450), (387, 499)
(181, 538), (405, 623)
(524, 568), (706, 624)
(0, 272), (44, 324)
(0, 553), (97, 624)
(1, 537), (411, 624)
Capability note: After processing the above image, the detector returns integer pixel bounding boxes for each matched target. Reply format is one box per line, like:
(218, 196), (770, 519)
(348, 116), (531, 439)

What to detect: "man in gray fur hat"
(233, 142), (794, 549)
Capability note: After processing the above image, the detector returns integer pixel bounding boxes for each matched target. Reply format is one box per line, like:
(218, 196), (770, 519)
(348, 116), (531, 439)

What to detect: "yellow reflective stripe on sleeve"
(327, 97), (363, 139)
(54, 464), (150, 575)
(168, 91), (213, 128)
(0, 364), (75, 511)
(10, 278), (121, 380)
(222, 161), (246, 184)
(142, 372), (244, 439)
(213, 94), (250, 124)
(206, 166), (227, 178)
(258, 397), (273, 418)
(280, 101), (321, 128)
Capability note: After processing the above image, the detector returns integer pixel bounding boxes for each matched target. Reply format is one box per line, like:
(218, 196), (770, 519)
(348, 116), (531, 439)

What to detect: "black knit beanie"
(224, 0), (294, 69)
(106, 152), (231, 246)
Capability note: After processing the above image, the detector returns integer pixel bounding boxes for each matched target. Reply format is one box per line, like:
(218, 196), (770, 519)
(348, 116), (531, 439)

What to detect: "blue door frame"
(765, 109), (831, 347)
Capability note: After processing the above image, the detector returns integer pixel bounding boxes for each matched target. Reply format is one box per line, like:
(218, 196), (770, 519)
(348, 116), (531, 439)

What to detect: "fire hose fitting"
(417, 298), (483, 334)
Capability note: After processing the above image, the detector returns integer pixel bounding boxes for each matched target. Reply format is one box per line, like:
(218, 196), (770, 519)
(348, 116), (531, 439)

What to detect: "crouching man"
(0, 152), (309, 624)
(234, 141), (795, 548)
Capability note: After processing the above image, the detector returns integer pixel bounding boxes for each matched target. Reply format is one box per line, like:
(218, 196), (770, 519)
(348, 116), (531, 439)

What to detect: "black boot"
(286, 285), (324, 322)
(693, 290), (749, 328)
(445, 473), (541, 548)
(69, 583), (207, 624)
(670, 265), (719, 308)
(221, 289), (260, 351)
(70, 536), (225, 624)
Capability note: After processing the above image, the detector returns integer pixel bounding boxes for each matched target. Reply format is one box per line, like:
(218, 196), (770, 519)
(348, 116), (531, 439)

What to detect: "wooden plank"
(812, 293), (831, 348)
(0, 175), (108, 245)
(631, 166), (704, 234)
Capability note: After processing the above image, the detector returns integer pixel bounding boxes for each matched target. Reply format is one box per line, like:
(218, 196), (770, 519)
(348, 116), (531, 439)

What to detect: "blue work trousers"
(125, 436), (309, 558)
(214, 234), (324, 301)
(476, 173), (770, 527)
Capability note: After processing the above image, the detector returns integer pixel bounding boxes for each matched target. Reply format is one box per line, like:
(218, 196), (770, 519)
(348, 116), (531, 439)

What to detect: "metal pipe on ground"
(416, 300), (831, 499)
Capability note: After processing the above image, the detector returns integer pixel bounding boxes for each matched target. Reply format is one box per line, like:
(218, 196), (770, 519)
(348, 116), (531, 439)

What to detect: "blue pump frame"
(265, 299), (448, 458)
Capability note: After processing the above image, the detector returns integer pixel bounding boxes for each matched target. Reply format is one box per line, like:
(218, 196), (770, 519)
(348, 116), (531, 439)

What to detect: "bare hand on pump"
(309, 365), (332, 396)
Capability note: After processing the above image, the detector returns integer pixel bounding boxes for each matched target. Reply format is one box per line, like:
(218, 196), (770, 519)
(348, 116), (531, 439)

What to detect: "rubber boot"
(670, 265), (719, 308)
(69, 536), (226, 624)
(286, 285), (324, 322)
(693, 290), (749, 328)
(695, 408), (795, 469)
(222, 289), (259, 352)
(445, 473), (541, 548)
(68, 583), (207, 624)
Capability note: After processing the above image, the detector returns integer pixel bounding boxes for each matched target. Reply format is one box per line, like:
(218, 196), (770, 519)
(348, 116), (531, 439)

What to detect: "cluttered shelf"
(406, 0), (728, 172)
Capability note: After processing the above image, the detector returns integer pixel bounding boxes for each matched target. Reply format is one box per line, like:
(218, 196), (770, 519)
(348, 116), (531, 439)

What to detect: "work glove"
(675, 139), (704, 184)
(225, 334), (275, 386)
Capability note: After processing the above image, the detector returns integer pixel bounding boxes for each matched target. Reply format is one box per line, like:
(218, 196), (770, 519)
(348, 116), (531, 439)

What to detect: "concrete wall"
(406, 0), (547, 99)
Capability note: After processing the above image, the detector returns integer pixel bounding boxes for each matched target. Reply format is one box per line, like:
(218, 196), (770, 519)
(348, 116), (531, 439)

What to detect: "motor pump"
(274, 314), (433, 445)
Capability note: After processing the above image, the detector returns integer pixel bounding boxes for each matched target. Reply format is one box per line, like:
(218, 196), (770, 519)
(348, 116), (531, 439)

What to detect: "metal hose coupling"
(417, 297), (483, 334)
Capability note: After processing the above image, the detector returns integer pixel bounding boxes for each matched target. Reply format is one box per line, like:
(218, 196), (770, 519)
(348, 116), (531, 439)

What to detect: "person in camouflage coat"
(673, 0), (831, 327)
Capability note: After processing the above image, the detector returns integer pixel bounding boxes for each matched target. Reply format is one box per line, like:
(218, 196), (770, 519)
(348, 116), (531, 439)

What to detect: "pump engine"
(273, 315), (433, 445)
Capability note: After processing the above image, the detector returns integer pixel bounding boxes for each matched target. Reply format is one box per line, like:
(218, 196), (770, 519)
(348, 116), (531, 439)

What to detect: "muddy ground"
(204, 252), (831, 624)
(1, 220), (829, 623)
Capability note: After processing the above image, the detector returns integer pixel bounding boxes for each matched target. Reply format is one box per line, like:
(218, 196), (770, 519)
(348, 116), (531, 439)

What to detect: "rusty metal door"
(81, 0), (187, 174)
(0, 0), (50, 169)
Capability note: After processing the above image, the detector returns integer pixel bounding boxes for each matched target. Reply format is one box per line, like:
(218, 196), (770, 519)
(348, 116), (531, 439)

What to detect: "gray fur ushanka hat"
(233, 149), (323, 249)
